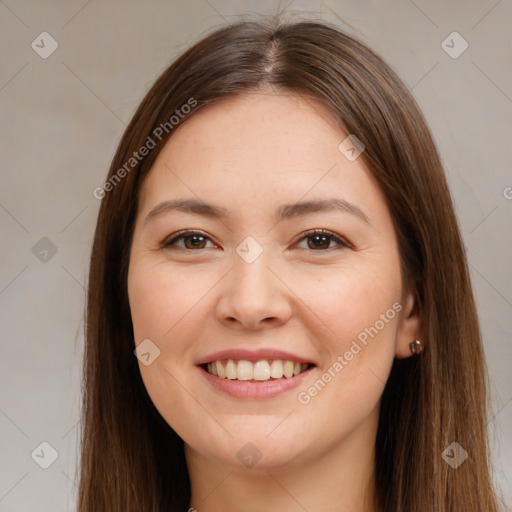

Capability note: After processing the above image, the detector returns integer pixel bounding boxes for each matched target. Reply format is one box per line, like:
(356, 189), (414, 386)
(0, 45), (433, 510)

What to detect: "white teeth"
(270, 360), (284, 378)
(225, 359), (237, 379)
(253, 360), (271, 380)
(205, 359), (310, 381)
(236, 360), (253, 381)
(215, 360), (225, 378)
(283, 360), (294, 378)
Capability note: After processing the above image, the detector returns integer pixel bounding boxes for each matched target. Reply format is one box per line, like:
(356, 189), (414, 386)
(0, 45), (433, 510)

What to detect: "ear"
(395, 285), (424, 359)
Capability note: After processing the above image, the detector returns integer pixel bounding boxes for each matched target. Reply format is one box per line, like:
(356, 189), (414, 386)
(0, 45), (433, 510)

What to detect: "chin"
(185, 423), (310, 470)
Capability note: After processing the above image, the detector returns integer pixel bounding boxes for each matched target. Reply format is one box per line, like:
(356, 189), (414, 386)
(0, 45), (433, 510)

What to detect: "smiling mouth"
(203, 359), (313, 382)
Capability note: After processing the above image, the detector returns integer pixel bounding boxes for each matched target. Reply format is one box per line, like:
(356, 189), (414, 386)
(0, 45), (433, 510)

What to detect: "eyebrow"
(144, 197), (370, 225)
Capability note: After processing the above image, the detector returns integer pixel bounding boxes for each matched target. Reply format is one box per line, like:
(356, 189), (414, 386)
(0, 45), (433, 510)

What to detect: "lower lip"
(199, 365), (314, 399)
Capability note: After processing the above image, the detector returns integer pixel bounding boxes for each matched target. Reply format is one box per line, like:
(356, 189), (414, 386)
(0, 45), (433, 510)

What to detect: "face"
(127, 91), (419, 470)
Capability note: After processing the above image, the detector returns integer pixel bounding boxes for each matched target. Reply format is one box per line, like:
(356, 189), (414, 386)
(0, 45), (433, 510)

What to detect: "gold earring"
(410, 339), (423, 355)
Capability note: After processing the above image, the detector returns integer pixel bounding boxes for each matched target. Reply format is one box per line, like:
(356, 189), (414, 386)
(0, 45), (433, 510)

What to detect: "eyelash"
(161, 229), (351, 252)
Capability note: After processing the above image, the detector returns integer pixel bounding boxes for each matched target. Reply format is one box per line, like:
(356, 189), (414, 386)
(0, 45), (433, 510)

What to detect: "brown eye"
(307, 233), (330, 250)
(161, 229), (349, 252)
(296, 229), (349, 251)
(162, 231), (215, 250)
(182, 234), (207, 249)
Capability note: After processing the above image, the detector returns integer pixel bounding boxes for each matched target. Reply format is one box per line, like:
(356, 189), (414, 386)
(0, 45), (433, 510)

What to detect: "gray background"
(0, 1), (511, 510)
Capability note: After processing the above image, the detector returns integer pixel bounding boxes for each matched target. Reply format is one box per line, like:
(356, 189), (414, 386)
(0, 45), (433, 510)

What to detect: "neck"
(185, 404), (380, 512)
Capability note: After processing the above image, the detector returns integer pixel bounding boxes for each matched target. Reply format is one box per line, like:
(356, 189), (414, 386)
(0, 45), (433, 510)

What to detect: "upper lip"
(196, 348), (316, 366)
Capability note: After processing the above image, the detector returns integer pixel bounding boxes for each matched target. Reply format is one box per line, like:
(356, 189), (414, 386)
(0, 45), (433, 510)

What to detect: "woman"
(80, 19), (501, 511)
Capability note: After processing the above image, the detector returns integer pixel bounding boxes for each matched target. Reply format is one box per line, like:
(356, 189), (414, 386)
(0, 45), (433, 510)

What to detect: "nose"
(215, 251), (293, 331)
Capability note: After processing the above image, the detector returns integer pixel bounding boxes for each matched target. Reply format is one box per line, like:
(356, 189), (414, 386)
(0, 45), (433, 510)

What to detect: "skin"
(127, 90), (423, 512)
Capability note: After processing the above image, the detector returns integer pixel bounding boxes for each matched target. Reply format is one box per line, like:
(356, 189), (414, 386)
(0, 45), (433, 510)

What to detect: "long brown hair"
(79, 18), (501, 511)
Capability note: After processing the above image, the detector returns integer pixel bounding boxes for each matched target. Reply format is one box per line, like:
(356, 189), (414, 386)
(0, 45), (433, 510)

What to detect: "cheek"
(128, 260), (215, 438)
(291, 258), (402, 355)
(289, 259), (401, 428)
(128, 259), (208, 344)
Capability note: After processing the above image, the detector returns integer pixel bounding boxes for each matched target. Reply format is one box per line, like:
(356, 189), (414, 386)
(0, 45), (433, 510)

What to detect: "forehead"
(161, 92), (343, 166)
(137, 92), (385, 224)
